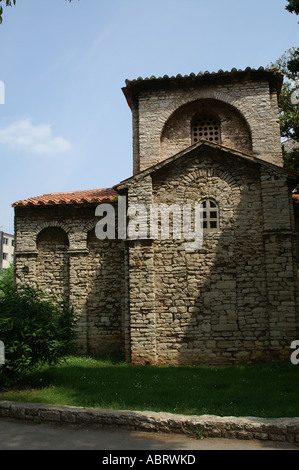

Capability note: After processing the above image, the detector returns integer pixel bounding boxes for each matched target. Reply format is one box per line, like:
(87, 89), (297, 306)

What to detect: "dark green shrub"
(0, 264), (14, 293)
(0, 274), (77, 387)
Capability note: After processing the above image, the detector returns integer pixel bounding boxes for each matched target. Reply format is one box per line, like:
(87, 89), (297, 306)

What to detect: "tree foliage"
(272, 48), (299, 137)
(0, 0), (76, 24)
(270, 47), (299, 177)
(0, 264), (14, 292)
(279, 3), (299, 185)
(0, 0), (15, 24)
(0, 272), (77, 388)
(286, 0), (299, 15)
(285, 1), (299, 73)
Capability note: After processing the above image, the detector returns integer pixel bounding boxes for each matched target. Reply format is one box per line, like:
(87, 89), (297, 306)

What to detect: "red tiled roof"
(122, 67), (283, 108)
(124, 66), (282, 88)
(12, 188), (118, 207)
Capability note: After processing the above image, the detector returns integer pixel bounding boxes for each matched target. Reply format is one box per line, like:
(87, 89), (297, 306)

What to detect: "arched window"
(192, 114), (221, 145)
(200, 199), (219, 232)
(36, 227), (69, 250)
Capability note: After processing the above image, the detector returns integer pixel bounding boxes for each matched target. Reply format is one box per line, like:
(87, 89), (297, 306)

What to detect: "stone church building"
(12, 67), (299, 365)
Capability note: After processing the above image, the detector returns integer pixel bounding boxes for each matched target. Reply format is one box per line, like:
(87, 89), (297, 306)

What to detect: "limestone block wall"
(13, 162), (298, 366)
(14, 204), (125, 355)
(123, 175), (157, 364)
(260, 170), (299, 354)
(131, 76), (282, 174)
(36, 227), (70, 299)
(126, 148), (298, 365)
(86, 231), (125, 354)
(160, 98), (252, 162)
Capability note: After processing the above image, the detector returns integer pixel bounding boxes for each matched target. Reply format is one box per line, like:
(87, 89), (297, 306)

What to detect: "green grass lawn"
(1, 355), (299, 418)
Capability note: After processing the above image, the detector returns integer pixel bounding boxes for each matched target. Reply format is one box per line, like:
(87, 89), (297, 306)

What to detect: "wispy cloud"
(0, 118), (71, 155)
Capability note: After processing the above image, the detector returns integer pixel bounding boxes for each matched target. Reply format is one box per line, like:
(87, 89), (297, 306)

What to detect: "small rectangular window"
(200, 199), (219, 232)
(192, 115), (221, 144)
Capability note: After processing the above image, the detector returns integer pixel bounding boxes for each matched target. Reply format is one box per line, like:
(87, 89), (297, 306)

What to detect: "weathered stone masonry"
(13, 67), (299, 365)
(14, 200), (126, 355)
(116, 144), (298, 365)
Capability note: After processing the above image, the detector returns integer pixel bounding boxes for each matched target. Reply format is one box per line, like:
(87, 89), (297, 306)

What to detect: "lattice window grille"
(200, 199), (219, 231)
(192, 115), (220, 144)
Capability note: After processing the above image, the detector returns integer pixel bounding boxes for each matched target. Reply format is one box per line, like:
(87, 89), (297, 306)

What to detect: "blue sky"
(0, 0), (298, 234)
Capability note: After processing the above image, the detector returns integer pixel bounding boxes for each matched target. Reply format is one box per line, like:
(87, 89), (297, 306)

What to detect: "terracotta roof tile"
(124, 66), (281, 87)
(12, 188), (118, 207)
(122, 67), (283, 107)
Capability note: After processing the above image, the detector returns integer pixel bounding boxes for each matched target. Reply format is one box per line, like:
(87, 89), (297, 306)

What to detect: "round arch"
(160, 98), (252, 161)
(36, 226), (69, 250)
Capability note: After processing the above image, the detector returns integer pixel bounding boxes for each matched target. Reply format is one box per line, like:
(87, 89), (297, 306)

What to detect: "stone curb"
(1, 401), (299, 443)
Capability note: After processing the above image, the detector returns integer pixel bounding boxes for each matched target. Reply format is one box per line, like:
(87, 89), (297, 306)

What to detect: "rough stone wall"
(86, 231), (125, 354)
(133, 77), (282, 173)
(260, 170), (299, 355)
(36, 227), (70, 299)
(13, 67), (297, 367)
(126, 147), (298, 365)
(14, 165), (298, 365)
(160, 98), (252, 161)
(14, 204), (125, 355)
(124, 175), (157, 364)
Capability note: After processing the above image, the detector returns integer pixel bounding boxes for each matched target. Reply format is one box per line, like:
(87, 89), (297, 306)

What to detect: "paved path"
(0, 418), (298, 450)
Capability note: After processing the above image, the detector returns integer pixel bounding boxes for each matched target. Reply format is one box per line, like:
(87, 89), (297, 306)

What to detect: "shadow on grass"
(1, 356), (299, 418)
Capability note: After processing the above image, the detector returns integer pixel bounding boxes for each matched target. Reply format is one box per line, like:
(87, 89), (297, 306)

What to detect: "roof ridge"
(115, 140), (296, 190)
(43, 188), (110, 195)
(12, 187), (118, 208)
(124, 66), (282, 86)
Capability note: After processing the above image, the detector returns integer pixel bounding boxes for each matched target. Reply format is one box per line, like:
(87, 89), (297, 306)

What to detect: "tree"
(271, 3), (299, 179)
(272, 48), (299, 137)
(286, 0), (299, 15)
(270, 48), (299, 178)
(0, 264), (14, 294)
(0, 0), (15, 24)
(285, 1), (299, 72)
(0, 276), (77, 388)
(0, 0), (76, 24)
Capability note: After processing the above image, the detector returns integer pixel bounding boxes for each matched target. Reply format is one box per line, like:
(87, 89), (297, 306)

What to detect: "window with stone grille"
(192, 114), (221, 145)
(200, 199), (219, 232)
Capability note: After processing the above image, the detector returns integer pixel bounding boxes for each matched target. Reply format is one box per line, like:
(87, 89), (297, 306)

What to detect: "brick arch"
(85, 220), (98, 235)
(159, 92), (253, 136)
(160, 98), (252, 162)
(35, 221), (71, 243)
(36, 226), (69, 249)
(187, 167), (241, 196)
(181, 166), (242, 230)
(35, 220), (95, 251)
(86, 225), (98, 249)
